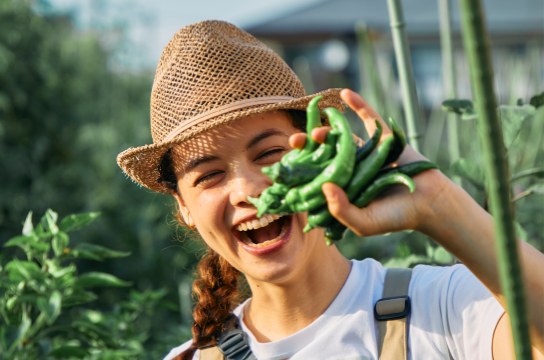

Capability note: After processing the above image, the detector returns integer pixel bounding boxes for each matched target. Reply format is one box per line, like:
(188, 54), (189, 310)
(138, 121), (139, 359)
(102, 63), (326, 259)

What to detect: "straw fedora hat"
(117, 20), (346, 194)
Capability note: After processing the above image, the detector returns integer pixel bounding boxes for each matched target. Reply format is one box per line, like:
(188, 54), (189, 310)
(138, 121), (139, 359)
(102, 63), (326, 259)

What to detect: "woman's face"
(172, 111), (331, 284)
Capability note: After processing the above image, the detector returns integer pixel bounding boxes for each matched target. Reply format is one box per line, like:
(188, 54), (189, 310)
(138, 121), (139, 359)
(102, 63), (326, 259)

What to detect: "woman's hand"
(290, 89), (452, 237)
(291, 89), (544, 357)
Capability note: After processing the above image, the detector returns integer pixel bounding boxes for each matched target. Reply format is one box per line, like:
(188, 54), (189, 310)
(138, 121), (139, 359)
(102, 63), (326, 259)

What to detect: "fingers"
(340, 89), (392, 139)
(322, 182), (372, 236)
(289, 133), (307, 150)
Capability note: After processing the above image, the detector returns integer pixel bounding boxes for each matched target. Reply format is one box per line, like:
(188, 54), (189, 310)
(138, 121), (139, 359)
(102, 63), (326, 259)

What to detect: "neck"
(243, 234), (351, 343)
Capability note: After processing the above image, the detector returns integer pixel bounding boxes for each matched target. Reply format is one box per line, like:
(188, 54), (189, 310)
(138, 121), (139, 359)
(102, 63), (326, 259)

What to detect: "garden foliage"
(0, 209), (188, 359)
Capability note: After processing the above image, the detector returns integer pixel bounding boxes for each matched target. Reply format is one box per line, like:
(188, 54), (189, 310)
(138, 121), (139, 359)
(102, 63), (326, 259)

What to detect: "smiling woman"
(117, 20), (544, 360)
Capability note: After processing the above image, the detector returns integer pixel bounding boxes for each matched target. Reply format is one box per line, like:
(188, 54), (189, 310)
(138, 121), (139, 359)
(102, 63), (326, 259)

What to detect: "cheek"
(186, 189), (230, 236)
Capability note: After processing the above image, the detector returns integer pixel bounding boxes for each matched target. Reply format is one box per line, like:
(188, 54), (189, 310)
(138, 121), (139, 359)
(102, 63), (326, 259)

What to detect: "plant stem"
(439, 0), (462, 185)
(355, 22), (386, 117)
(386, 0), (423, 152)
(458, 0), (533, 358)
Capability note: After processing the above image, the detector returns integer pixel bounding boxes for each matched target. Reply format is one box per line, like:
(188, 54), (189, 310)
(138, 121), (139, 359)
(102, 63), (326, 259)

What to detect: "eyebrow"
(246, 129), (288, 150)
(182, 129), (287, 174)
(183, 155), (220, 174)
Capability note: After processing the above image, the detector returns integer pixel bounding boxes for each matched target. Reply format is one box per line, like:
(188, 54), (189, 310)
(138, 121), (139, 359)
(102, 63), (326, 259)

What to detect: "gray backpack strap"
(374, 268), (413, 360)
(199, 315), (256, 360)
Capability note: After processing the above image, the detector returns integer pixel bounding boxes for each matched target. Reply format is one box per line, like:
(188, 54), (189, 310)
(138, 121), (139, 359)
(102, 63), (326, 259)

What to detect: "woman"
(117, 21), (544, 360)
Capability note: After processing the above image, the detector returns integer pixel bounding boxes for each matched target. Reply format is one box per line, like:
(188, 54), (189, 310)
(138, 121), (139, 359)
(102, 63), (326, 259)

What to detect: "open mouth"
(234, 214), (291, 248)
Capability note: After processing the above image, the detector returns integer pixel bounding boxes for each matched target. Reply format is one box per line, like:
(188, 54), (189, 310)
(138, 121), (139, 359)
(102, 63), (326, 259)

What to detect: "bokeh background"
(1, 0), (543, 357)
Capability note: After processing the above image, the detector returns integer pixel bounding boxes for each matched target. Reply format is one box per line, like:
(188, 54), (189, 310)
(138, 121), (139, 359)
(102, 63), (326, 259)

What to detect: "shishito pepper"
(248, 96), (437, 245)
(324, 172), (416, 244)
(304, 134), (394, 232)
(249, 105), (356, 216)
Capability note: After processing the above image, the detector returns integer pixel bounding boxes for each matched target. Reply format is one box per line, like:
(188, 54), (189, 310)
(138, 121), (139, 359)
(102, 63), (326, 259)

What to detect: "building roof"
(245, 0), (544, 39)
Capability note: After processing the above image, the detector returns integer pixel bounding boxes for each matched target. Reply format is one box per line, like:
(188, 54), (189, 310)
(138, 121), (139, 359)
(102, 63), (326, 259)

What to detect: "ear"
(172, 192), (195, 227)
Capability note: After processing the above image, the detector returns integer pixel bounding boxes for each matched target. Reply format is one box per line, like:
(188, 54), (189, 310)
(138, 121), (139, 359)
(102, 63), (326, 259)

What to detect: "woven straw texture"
(117, 20), (345, 193)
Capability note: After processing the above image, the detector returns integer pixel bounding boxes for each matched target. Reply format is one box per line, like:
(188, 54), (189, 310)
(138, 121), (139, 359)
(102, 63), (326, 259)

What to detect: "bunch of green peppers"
(248, 96), (438, 245)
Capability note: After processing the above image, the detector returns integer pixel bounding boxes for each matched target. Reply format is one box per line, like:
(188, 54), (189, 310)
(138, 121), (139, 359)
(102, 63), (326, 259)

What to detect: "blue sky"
(48, 0), (321, 69)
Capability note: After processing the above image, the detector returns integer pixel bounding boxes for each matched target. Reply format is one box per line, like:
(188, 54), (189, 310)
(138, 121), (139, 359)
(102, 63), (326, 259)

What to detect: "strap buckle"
(374, 295), (411, 321)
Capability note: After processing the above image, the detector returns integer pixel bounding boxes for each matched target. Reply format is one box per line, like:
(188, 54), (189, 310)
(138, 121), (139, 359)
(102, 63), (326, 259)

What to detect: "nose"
(229, 167), (272, 208)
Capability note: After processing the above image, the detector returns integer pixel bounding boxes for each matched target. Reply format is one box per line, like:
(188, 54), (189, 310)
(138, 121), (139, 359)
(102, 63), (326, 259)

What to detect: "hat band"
(162, 96), (297, 143)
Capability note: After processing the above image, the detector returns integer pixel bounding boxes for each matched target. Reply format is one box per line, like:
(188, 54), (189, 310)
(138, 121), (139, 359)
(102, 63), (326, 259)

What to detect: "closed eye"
(194, 171), (223, 186)
(256, 148), (285, 162)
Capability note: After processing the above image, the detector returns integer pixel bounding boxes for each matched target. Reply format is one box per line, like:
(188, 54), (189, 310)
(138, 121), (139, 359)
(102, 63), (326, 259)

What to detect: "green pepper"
(249, 107), (356, 216)
(325, 220), (347, 245)
(384, 117), (407, 165)
(355, 120), (382, 163)
(352, 172), (415, 209)
(305, 160), (437, 233)
(304, 135), (395, 232)
(323, 172), (416, 246)
(376, 161), (438, 178)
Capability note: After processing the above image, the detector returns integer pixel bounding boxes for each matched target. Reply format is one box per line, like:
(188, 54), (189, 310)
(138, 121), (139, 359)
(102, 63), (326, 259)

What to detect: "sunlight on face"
(171, 111), (328, 284)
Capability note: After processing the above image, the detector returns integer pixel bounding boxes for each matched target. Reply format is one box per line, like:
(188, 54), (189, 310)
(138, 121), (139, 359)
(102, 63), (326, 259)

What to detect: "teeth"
(239, 218), (290, 248)
(235, 214), (283, 232)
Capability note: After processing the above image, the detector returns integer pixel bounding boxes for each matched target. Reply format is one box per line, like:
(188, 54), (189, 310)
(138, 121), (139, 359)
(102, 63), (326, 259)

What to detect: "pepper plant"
(443, 93), (544, 246)
(0, 209), (180, 359)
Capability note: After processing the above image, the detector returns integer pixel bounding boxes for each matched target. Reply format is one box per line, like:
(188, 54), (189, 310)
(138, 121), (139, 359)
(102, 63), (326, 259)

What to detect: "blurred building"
(245, 0), (544, 109)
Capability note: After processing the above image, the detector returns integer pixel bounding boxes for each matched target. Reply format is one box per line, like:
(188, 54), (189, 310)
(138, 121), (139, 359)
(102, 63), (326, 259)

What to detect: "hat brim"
(117, 88), (345, 194)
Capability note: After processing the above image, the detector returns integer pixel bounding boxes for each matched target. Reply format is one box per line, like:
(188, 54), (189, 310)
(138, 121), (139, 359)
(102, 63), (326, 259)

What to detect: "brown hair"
(163, 110), (308, 359)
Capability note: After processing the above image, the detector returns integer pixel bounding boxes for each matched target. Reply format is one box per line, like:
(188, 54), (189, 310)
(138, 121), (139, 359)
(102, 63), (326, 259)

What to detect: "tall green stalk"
(355, 22), (386, 118)
(439, 0), (461, 185)
(458, 0), (532, 359)
(386, 0), (423, 152)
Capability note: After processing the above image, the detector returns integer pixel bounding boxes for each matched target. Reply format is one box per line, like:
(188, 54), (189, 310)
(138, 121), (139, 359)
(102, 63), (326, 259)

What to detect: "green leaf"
(7, 317), (31, 352)
(451, 159), (486, 190)
(46, 260), (76, 278)
(514, 221), (528, 242)
(60, 249), (103, 262)
(4, 235), (35, 248)
(529, 92), (544, 109)
(22, 211), (34, 236)
(74, 272), (131, 288)
(511, 167), (544, 182)
(60, 212), (101, 233)
(5, 260), (44, 283)
(89, 349), (140, 359)
(4, 235), (50, 261)
(47, 346), (90, 359)
(75, 243), (131, 259)
(63, 290), (97, 307)
(498, 105), (536, 149)
(513, 183), (544, 202)
(395, 242), (410, 258)
(71, 320), (119, 348)
(41, 209), (59, 235)
(441, 99), (475, 115)
(37, 290), (62, 325)
(434, 247), (454, 265)
(52, 232), (70, 257)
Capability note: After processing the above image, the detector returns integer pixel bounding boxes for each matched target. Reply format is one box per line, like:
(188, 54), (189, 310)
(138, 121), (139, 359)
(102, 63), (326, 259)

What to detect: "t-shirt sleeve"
(163, 339), (198, 360)
(409, 264), (505, 360)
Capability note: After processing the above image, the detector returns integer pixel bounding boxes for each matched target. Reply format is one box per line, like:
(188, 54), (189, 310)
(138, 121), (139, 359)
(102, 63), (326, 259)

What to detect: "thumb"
(322, 182), (349, 213)
(322, 183), (361, 226)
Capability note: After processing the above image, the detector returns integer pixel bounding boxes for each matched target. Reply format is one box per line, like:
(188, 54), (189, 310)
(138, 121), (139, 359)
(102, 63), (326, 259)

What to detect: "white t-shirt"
(164, 258), (504, 360)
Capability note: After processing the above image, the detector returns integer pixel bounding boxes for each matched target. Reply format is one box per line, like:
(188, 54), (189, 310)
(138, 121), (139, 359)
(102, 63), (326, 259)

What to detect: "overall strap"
(374, 268), (413, 360)
(199, 315), (256, 360)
